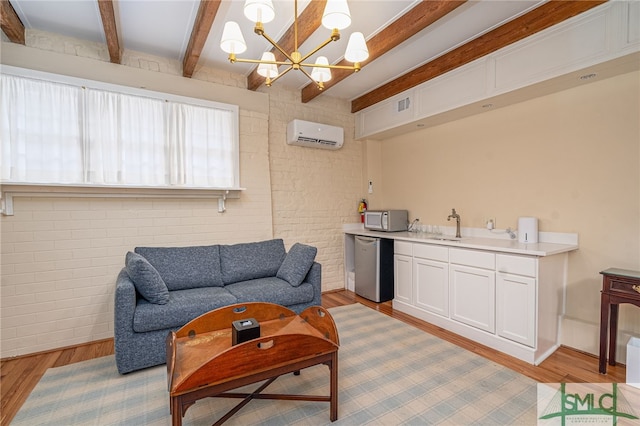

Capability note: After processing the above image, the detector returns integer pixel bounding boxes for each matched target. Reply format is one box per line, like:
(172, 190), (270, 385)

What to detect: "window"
(1, 67), (240, 189)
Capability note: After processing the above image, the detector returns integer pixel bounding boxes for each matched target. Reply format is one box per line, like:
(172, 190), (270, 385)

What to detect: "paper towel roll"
(518, 217), (538, 243)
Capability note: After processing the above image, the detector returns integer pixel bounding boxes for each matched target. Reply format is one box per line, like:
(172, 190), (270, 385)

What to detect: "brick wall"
(0, 31), (363, 358)
(266, 87), (363, 293)
(0, 109), (273, 357)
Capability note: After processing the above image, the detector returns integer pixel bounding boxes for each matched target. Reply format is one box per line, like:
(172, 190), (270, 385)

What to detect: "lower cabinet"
(415, 257), (449, 317)
(391, 242), (567, 365)
(394, 241), (413, 305)
(495, 253), (537, 347)
(449, 264), (495, 333)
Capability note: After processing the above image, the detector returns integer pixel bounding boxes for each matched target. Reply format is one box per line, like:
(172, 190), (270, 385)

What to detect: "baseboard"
(561, 316), (638, 364)
(0, 337), (114, 363)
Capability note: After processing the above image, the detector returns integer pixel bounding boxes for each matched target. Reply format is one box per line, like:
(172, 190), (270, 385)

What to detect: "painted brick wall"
(265, 87), (363, 292)
(0, 109), (273, 357)
(0, 31), (364, 357)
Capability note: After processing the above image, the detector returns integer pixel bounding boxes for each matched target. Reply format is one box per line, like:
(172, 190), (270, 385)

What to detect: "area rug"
(12, 303), (537, 425)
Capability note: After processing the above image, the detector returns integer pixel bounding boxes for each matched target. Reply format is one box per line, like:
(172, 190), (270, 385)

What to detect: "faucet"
(447, 208), (461, 238)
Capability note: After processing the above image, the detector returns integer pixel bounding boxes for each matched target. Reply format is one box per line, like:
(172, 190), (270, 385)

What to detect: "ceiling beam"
(183, 0), (222, 78)
(351, 0), (608, 113)
(1, 0), (25, 44)
(301, 0), (467, 104)
(97, 0), (121, 63)
(247, 0), (327, 91)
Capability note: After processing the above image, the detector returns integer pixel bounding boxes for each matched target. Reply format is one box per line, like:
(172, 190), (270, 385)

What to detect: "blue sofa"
(114, 239), (321, 374)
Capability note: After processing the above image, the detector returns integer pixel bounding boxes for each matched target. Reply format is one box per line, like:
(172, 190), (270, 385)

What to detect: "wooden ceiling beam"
(97, 0), (121, 63)
(247, 0), (327, 91)
(183, 0), (222, 78)
(1, 0), (25, 44)
(351, 0), (608, 113)
(301, 0), (467, 104)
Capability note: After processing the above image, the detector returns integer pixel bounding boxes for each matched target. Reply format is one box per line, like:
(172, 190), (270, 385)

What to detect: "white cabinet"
(496, 254), (537, 347)
(414, 244), (448, 317)
(389, 241), (568, 365)
(449, 248), (496, 333)
(394, 241), (413, 304)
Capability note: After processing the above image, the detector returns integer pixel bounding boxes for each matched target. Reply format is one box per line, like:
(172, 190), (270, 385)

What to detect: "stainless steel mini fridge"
(354, 236), (394, 302)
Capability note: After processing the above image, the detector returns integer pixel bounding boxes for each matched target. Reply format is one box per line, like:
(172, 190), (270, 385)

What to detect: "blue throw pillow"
(220, 239), (286, 284)
(125, 251), (170, 304)
(276, 243), (317, 287)
(134, 245), (223, 290)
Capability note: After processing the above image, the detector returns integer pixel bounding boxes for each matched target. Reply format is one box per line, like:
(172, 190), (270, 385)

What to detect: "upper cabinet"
(355, 2), (640, 140)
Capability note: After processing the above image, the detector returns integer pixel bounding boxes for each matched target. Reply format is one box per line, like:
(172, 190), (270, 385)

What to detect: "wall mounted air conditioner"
(286, 119), (344, 150)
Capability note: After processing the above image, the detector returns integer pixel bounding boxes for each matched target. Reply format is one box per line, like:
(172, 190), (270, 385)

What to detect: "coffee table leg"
(330, 352), (338, 421)
(171, 396), (182, 426)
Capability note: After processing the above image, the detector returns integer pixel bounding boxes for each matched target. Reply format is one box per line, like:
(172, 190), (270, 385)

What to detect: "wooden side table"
(599, 268), (640, 374)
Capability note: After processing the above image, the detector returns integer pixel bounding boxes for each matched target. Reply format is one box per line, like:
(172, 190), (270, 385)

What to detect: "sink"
(427, 236), (465, 242)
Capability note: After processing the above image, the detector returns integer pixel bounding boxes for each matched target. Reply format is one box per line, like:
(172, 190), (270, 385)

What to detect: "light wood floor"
(0, 290), (627, 425)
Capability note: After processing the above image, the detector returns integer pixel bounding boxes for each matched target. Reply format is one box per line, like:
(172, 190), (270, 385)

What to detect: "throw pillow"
(220, 239), (286, 284)
(125, 251), (170, 304)
(276, 243), (317, 287)
(134, 245), (224, 290)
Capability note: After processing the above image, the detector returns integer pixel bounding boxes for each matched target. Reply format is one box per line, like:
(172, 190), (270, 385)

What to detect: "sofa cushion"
(134, 245), (223, 291)
(133, 287), (238, 333)
(220, 239), (286, 284)
(276, 243), (317, 287)
(225, 277), (315, 307)
(125, 252), (170, 304)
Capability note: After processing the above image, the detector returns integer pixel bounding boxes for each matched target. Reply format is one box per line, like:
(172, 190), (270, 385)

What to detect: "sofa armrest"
(114, 269), (137, 338)
(303, 261), (322, 306)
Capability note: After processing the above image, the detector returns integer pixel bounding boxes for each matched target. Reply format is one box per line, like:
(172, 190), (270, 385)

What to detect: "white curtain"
(1, 75), (84, 183)
(167, 102), (235, 188)
(85, 90), (166, 186)
(1, 72), (238, 188)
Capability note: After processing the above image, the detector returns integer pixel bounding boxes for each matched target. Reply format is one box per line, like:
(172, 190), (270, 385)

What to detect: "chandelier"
(220, 0), (369, 90)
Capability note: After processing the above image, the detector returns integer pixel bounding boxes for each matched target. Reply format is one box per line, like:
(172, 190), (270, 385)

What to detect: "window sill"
(0, 183), (245, 215)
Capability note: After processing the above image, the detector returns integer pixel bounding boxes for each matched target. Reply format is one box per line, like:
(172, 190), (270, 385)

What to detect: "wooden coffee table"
(166, 302), (340, 426)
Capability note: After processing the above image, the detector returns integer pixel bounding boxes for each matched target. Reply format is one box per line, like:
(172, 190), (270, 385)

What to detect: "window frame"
(1, 65), (243, 191)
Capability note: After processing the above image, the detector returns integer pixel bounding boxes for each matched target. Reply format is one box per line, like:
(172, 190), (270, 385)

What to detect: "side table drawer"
(606, 276), (640, 300)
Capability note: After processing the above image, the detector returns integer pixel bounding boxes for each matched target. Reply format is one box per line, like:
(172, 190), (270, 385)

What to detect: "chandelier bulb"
(345, 32), (369, 63)
(220, 21), (247, 54)
(244, 0), (275, 24)
(322, 0), (352, 30)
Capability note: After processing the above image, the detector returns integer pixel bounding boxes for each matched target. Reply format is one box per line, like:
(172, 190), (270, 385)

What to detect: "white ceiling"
(8, 0), (546, 101)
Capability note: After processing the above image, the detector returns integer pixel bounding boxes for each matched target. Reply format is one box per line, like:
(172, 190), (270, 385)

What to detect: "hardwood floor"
(0, 290), (627, 425)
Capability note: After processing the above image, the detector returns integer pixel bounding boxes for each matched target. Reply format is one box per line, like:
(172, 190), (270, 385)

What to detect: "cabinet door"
(414, 257), (449, 317)
(394, 254), (413, 304)
(450, 265), (496, 332)
(496, 273), (536, 347)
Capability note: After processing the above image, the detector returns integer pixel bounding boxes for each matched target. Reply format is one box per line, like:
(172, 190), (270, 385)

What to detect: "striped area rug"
(12, 303), (536, 425)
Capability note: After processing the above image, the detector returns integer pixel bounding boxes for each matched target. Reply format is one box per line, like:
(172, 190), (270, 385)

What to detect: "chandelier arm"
(298, 36), (338, 64)
(300, 62), (361, 71)
(259, 31), (294, 63)
(230, 57), (291, 66)
(268, 65), (295, 85)
(298, 67), (319, 86)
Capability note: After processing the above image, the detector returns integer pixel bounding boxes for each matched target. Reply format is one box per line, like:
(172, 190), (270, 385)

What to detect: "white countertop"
(344, 228), (578, 257)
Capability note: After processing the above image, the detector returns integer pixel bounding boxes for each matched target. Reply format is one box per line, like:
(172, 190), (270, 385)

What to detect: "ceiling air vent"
(286, 119), (344, 150)
(397, 97), (411, 112)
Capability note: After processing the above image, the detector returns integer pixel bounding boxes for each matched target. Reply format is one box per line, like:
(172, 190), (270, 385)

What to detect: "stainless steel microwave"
(364, 210), (408, 232)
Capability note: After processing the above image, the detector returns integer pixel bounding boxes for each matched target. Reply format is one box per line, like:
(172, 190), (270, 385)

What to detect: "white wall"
(0, 32), (364, 357)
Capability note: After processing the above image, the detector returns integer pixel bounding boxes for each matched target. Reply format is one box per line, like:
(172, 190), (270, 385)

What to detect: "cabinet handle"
(633, 285), (640, 294)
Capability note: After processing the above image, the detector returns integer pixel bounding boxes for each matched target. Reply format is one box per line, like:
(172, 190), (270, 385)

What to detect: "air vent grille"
(397, 97), (411, 112)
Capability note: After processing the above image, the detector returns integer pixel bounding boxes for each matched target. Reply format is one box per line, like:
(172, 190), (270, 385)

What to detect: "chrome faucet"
(447, 208), (461, 238)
